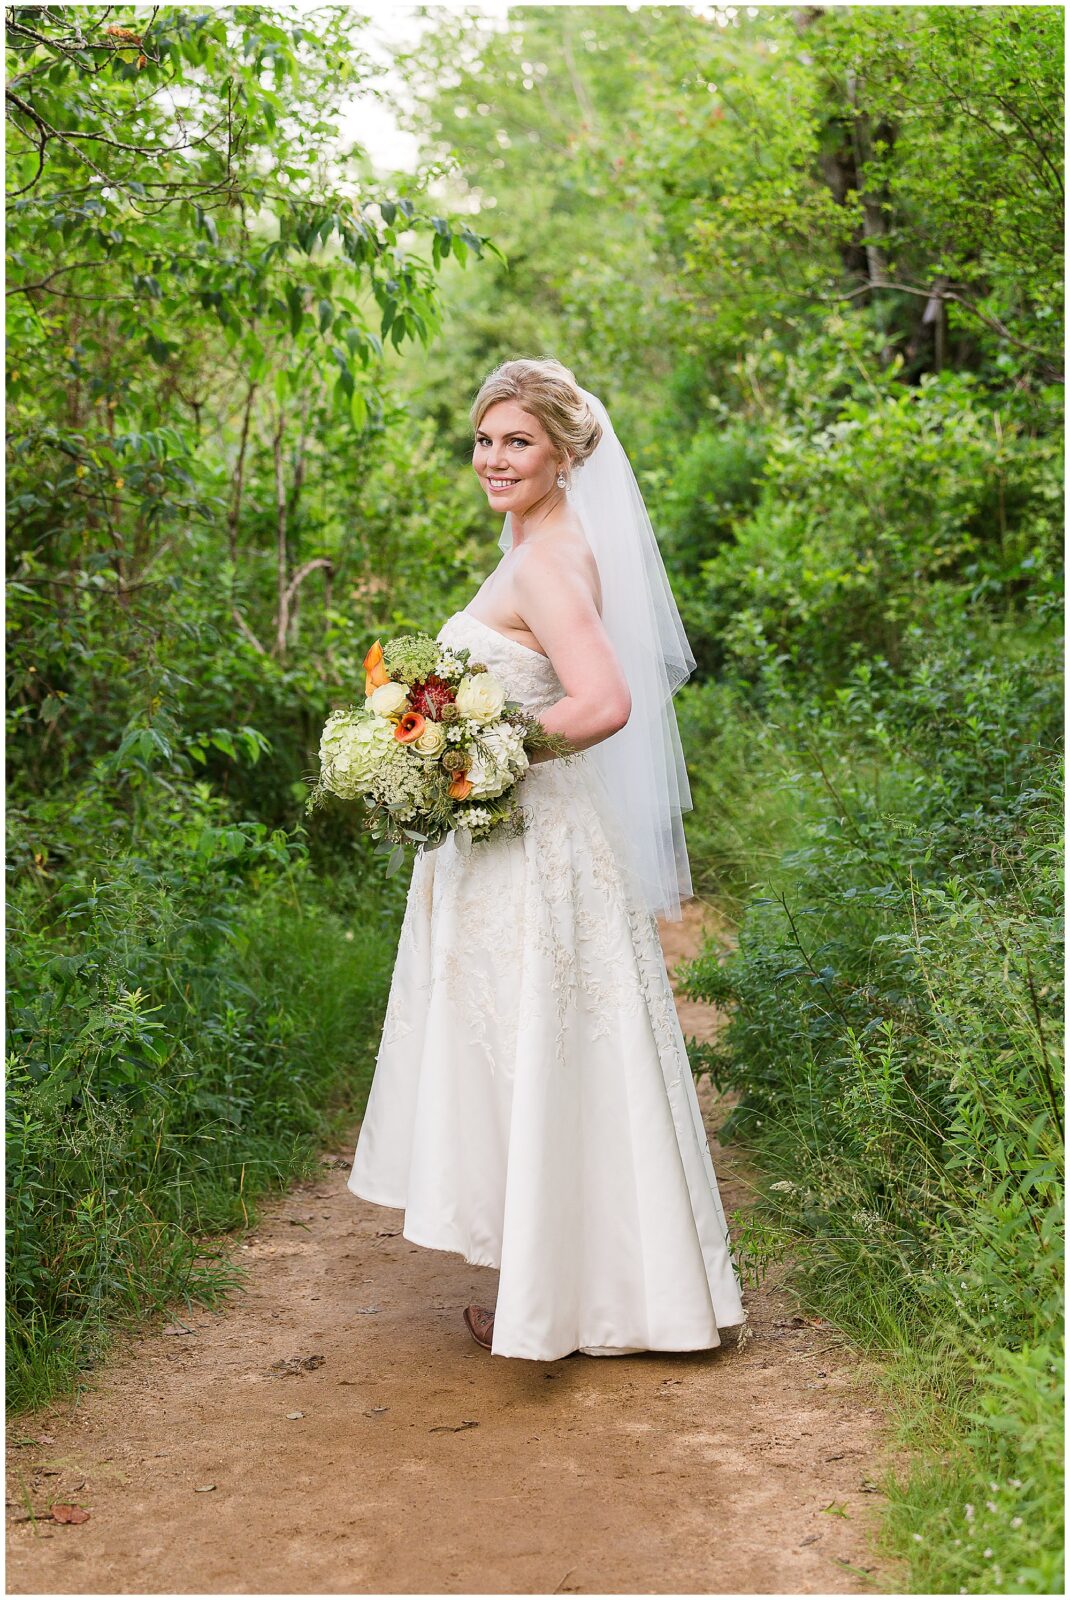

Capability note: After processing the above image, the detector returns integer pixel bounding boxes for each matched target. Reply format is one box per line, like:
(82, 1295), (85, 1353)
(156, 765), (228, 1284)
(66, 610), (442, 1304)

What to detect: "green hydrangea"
(318, 708), (396, 797)
(380, 632), (440, 685)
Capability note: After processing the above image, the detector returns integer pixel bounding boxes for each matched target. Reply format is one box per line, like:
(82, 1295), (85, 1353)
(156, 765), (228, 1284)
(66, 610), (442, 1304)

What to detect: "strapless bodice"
(437, 609), (564, 714)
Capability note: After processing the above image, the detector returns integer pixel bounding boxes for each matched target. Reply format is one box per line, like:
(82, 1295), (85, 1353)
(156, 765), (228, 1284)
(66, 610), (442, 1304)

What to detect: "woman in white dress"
(348, 357), (747, 1360)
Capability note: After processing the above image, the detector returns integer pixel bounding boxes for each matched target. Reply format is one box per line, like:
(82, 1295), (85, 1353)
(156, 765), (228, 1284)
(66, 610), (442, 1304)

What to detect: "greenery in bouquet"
(306, 630), (576, 875)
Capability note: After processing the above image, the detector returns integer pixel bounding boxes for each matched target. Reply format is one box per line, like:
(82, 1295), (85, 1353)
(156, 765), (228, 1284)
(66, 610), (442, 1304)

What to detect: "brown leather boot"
(463, 1304), (495, 1349)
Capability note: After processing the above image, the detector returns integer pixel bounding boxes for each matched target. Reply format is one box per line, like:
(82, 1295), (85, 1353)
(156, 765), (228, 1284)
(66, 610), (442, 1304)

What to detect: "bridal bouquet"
(306, 628), (575, 874)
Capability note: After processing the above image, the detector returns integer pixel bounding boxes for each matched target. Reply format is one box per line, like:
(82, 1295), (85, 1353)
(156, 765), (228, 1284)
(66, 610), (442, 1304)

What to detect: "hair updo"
(469, 357), (602, 484)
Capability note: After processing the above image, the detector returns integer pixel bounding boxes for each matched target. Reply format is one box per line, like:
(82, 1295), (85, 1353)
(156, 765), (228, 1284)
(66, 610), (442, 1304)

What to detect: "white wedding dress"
(347, 608), (747, 1360)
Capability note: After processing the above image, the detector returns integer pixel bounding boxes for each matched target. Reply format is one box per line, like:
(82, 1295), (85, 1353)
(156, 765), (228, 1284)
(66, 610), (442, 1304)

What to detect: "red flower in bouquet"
(408, 673), (456, 721)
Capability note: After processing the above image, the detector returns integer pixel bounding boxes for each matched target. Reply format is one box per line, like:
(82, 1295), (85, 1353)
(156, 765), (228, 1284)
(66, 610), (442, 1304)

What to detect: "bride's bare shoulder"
(513, 523), (602, 611)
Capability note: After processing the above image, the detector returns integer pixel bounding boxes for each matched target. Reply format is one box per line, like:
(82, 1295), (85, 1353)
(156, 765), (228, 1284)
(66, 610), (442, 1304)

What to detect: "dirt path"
(7, 900), (906, 1596)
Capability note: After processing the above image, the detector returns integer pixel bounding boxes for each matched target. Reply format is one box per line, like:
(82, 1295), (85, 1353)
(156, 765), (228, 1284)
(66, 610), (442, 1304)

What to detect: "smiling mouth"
(487, 478), (519, 490)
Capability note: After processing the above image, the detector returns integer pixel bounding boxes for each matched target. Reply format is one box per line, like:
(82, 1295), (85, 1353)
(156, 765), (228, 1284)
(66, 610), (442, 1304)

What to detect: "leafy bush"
(6, 766), (404, 1411)
(679, 613), (1063, 1593)
(677, 357), (1062, 678)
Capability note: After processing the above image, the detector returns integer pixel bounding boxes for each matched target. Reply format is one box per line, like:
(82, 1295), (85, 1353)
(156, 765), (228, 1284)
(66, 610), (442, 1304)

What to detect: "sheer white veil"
(497, 386), (696, 922)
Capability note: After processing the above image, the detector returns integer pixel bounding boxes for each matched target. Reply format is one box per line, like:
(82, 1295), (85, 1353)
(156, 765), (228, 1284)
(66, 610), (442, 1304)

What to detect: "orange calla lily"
(447, 771), (473, 800)
(394, 711), (426, 743)
(363, 639), (390, 696)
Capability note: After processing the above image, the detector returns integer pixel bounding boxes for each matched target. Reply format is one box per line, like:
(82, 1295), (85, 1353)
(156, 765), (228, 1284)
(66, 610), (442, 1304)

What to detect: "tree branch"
(282, 557), (334, 616)
(831, 278), (1062, 371)
(232, 607), (268, 656)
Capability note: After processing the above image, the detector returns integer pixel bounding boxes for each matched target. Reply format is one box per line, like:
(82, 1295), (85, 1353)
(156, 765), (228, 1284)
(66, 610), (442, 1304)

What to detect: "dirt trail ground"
(7, 901), (907, 1596)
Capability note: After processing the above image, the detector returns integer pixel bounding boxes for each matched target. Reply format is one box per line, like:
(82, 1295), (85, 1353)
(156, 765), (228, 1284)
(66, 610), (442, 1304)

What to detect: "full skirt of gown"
(347, 609), (747, 1360)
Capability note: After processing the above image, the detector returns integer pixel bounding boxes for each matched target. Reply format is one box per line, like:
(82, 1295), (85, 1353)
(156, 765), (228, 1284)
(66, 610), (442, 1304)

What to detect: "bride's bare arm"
(511, 546), (631, 762)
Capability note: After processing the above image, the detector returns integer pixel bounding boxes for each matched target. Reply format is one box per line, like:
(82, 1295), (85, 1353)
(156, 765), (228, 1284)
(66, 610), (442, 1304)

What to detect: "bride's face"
(473, 400), (563, 513)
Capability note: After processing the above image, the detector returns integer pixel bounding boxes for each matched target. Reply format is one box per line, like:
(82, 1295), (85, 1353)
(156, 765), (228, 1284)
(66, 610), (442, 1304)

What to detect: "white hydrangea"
(463, 726), (527, 800)
(489, 722), (527, 765)
(319, 709), (396, 798)
(465, 725), (528, 799)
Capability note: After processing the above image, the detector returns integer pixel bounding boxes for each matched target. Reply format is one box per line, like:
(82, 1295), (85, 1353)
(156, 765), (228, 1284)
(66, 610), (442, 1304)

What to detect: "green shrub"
(6, 770), (403, 1412)
(671, 361), (1062, 679)
(680, 614), (1063, 1593)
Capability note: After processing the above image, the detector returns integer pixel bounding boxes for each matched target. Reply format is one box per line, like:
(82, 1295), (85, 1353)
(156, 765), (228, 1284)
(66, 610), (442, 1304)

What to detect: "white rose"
(455, 672), (507, 725)
(367, 680), (410, 718)
(411, 720), (446, 758)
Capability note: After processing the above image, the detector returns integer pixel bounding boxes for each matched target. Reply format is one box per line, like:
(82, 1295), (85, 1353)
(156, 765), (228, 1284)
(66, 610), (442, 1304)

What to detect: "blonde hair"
(469, 357), (602, 482)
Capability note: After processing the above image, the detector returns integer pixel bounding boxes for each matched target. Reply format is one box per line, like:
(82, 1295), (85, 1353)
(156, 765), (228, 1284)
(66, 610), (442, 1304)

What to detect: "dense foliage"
(678, 616), (1062, 1592)
(7, 5), (1063, 1592)
(5, 3), (497, 1407)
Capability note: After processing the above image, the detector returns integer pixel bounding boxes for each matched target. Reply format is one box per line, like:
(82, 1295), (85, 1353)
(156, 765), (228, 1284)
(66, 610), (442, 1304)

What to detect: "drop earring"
(556, 470), (567, 488)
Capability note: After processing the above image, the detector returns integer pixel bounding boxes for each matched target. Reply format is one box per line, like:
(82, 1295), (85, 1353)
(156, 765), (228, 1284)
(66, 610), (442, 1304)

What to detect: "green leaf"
(284, 284), (303, 338)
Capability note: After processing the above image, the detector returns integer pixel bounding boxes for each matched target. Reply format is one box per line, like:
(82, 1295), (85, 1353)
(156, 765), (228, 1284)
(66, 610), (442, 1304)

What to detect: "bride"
(347, 356), (747, 1360)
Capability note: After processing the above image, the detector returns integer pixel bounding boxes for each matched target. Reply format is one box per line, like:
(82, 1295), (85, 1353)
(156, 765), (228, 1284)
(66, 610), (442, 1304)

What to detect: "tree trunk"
(844, 68), (889, 290)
